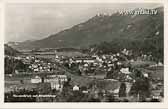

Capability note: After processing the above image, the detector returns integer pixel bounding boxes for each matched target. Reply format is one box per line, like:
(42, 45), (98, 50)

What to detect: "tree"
(119, 82), (126, 97)
(129, 77), (151, 101)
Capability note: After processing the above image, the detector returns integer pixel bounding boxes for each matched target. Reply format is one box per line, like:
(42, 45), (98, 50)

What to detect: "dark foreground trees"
(129, 77), (151, 101)
(119, 82), (126, 97)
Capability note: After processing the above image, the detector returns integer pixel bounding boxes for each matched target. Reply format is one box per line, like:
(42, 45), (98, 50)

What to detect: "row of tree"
(5, 57), (30, 74)
(89, 37), (163, 62)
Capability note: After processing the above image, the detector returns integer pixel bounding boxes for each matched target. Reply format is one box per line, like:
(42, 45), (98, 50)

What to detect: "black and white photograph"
(4, 2), (164, 104)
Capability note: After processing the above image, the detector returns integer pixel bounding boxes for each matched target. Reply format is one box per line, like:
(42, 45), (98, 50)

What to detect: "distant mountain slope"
(10, 7), (163, 58)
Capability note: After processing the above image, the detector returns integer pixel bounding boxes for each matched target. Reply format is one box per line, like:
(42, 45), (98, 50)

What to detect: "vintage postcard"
(0, 0), (167, 108)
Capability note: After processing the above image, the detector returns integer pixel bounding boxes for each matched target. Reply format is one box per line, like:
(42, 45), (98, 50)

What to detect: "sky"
(5, 3), (162, 43)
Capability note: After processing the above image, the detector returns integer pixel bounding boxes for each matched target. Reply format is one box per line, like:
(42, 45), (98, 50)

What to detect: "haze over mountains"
(6, 3), (162, 43)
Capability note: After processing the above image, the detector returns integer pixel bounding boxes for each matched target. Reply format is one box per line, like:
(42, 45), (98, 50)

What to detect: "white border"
(0, 0), (168, 108)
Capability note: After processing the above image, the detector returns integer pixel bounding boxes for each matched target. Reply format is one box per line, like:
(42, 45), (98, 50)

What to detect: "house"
(143, 73), (149, 78)
(130, 59), (134, 62)
(151, 90), (162, 101)
(35, 59), (40, 63)
(9, 74), (12, 77)
(55, 55), (59, 59)
(26, 56), (30, 60)
(122, 49), (129, 55)
(14, 56), (22, 60)
(116, 53), (120, 56)
(84, 63), (89, 67)
(31, 76), (42, 83)
(15, 70), (19, 74)
(120, 68), (131, 74)
(117, 62), (122, 65)
(96, 57), (103, 62)
(45, 77), (59, 83)
(126, 75), (132, 81)
(158, 62), (163, 66)
(34, 68), (39, 72)
(75, 57), (95, 63)
(32, 64), (38, 68)
(50, 81), (63, 91)
(83, 59), (95, 63)
(113, 88), (119, 97)
(57, 75), (68, 82)
(73, 85), (79, 91)
(112, 58), (118, 62)
(44, 75), (67, 90)
(76, 60), (82, 63)
(82, 90), (89, 94)
(155, 31), (160, 35)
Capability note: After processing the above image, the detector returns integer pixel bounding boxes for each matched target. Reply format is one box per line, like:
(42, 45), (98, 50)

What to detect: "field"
(21, 51), (87, 58)
(146, 66), (164, 81)
(5, 76), (33, 93)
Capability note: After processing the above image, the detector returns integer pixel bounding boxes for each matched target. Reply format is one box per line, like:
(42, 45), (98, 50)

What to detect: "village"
(5, 48), (164, 102)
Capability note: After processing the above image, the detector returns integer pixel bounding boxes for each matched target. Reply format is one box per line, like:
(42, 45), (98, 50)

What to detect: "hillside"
(10, 7), (163, 60)
(4, 44), (20, 56)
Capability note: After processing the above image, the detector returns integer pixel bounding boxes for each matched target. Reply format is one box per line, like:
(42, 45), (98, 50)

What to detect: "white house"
(83, 59), (95, 63)
(50, 81), (63, 91)
(73, 85), (79, 91)
(120, 68), (131, 74)
(26, 56), (30, 60)
(117, 53), (120, 56)
(82, 90), (89, 94)
(117, 62), (122, 65)
(126, 75), (132, 80)
(76, 60), (82, 63)
(84, 63), (89, 67)
(112, 58), (118, 62)
(102, 55), (106, 59)
(155, 31), (160, 35)
(15, 70), (19, 74)
(31, 76), (42, 83)
(45, 77), (58, 83)
(57, 75), (68, 82)
(143, 73), (149, 78)
(14, 56), (22, 60)
(45, 75), (67, 83)
(113, 88), (119, 97)
(130, 59), (134, 62)
(34, 68), (39, 72)
(35, 59), (40, 63)
(158, 62), (163, 66)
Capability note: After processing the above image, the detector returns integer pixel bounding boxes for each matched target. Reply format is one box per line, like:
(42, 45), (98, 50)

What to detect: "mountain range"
(7, 7), (163, 60)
